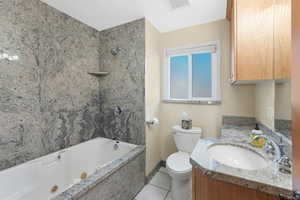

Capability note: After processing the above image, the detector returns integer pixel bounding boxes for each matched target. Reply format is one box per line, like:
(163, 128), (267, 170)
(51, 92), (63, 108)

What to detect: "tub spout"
(114, 140), (120, 150)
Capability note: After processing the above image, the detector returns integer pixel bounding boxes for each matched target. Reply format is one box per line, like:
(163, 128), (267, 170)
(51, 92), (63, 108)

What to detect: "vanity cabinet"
(192, 168), (279, 200)
(229, 0), (291, 83)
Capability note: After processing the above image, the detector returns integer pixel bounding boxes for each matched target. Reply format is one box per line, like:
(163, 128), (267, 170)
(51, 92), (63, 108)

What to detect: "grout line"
(137, 168), (171, 199)
(146, 161), (166, 183)
(148, 183), (170, 192)
(159, 169), (169, 175)
(149, 168), (171, 191)
(157, 171), (169, 176)
(164, 191), (170, 200)
(136, 183), (170, 200)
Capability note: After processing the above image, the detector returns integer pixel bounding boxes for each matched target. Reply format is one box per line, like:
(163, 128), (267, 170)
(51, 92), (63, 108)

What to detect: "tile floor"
(135, 167), (172, 200)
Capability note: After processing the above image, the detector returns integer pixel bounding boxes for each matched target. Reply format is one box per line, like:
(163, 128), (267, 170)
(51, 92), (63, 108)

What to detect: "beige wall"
(144, 19), (277, 173)
(275, 81), (292, 120)
(159, 20), (255, 160)
(144, 19), (286, 174)
(254, 80), (291, 130)
(254, 81), (275, 130)
(145, 20), (162, 175)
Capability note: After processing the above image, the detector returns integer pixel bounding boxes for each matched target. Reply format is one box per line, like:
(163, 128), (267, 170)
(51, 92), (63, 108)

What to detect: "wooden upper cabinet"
(236, 0), (274, 81)
(274, 0), (291, 80)
(230, 0), (237, 83)
(229, 0), (291, 83)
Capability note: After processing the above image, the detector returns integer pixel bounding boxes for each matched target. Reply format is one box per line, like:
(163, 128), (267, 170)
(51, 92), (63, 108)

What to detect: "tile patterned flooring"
(135, 167), (172, 200)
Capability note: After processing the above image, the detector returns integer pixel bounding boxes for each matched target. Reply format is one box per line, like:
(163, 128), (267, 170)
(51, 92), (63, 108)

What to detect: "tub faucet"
(57, 150), (67, 160)
(113, 137), (120, 150)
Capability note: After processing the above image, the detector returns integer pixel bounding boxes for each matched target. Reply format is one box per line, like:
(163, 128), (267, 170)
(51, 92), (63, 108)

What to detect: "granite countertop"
(190, 125), (293, 198)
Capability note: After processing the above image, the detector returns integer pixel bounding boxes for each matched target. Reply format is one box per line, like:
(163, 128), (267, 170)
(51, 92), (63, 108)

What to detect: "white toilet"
(166, 125), (202, 200)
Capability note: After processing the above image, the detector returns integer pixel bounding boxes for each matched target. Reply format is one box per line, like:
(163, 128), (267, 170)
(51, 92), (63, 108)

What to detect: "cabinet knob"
(280, 191), (300, 200)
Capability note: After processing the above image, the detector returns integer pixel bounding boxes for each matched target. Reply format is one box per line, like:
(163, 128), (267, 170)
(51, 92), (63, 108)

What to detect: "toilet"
(166, 125), (202, 200)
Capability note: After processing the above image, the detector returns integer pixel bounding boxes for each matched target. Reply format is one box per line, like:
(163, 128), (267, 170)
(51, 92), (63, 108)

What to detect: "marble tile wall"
(0, 0), (146, 171)
(98, 19), (145, 145)
(275, 119), (292, 139)
(77, 152), (145, 200)
(222, 115), (256, 127)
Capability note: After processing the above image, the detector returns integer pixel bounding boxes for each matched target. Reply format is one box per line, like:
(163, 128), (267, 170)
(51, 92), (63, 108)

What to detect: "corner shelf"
(87, 72), (109, 77)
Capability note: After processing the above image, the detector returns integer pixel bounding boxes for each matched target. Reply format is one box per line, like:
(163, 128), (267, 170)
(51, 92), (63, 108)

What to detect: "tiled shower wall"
(0, 0), (145, 171)
(98, 19), (145, 145)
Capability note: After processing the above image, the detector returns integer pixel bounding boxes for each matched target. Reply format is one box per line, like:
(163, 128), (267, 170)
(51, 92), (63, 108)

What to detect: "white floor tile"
(135, 184), (168, 200)
(150, 172), (171, 190)
(165, 192), (172, 200)
(159, 167), (169, 174)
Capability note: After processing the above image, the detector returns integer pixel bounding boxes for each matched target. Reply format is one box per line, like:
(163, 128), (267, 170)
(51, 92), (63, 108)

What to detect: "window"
(164, 41), (221, 103)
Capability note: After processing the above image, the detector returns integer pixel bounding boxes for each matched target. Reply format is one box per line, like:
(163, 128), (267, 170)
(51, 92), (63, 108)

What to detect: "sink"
(207, 143), (268, 170)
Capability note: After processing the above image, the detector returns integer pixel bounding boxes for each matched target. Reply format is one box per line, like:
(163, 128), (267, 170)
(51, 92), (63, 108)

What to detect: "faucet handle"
(264, 141), (275, 155)
(292, 191), (300, 200)
(278, 155), (291, 167)
(278, 136), (286, 154)
(278, 155), (292, 174)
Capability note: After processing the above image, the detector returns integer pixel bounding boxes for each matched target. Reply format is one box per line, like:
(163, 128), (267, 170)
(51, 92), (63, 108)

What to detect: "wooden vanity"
(190, 127), (292, 200)
(192, 168), (279, 200)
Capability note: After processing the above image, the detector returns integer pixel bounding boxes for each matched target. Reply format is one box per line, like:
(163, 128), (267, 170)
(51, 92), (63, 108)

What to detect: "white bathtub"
(0, 137), (138, 200)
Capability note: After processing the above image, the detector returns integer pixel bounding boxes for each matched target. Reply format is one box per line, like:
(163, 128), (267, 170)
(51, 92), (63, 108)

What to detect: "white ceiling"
(40, 0), (227, 33)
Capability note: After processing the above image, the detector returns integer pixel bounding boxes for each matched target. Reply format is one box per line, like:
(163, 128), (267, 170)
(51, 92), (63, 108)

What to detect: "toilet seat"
(166, 152), (192, 178)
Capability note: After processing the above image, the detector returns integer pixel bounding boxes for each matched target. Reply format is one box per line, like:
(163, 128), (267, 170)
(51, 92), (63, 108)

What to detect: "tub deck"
(53, 145), (145, 200)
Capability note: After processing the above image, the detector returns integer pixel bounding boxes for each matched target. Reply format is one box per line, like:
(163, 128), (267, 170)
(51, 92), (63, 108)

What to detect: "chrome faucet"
(277, 137), (292, 174)
(277, 155), (292, 174)
(250, 135), (292, 174)
(292, 191), (300, 200)
(250, 135), (277, 155)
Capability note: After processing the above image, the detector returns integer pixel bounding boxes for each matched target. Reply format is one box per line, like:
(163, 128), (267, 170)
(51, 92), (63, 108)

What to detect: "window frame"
(163, 41), (221, 104)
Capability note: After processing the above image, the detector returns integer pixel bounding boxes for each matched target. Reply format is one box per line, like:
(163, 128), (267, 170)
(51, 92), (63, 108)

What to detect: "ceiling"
(41, 0), (227, 33)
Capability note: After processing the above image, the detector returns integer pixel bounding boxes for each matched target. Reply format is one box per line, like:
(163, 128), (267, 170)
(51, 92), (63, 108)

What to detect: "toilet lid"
(166, 152), (192, 173)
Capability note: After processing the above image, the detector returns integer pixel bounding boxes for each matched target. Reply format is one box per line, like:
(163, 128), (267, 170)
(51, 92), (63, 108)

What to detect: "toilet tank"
(172, 125), (202, 153)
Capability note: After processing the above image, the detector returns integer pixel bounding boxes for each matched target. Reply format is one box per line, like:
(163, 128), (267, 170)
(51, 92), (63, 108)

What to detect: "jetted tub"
(0, 137), (145, 200)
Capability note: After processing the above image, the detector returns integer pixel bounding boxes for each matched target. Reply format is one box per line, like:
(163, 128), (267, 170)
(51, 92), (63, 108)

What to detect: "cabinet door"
(192, 168), (279, 200)
(230, 0), (237, 83)
(274, 0), (291, 80)
(236, 0), (274, 81)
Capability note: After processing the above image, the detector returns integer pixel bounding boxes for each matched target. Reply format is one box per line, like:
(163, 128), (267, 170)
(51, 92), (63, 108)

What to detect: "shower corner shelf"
(87, 72), (109, 76)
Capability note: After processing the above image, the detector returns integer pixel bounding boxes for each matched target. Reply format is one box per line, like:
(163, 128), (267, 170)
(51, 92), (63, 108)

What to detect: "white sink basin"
(207, 144), (268, 170)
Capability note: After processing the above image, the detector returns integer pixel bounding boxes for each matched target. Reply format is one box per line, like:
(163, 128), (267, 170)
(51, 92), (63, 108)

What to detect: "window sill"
(162, 99), (221, 105)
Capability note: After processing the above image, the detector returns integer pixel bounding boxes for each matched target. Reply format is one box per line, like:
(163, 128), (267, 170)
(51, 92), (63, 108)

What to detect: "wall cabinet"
(274, 0), (291, 80)
(192, 168), (279, 200)
(229, 0), (291, 83)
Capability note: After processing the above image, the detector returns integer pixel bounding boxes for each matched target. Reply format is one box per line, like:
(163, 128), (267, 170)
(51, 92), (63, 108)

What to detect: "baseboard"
(146, 160), (165, 183)
(133, 160), (167, 199)
(161, 160), (166, 168)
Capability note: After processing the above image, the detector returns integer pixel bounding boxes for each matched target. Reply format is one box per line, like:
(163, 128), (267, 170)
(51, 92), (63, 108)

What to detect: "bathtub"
(0, 137), (145, 200)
